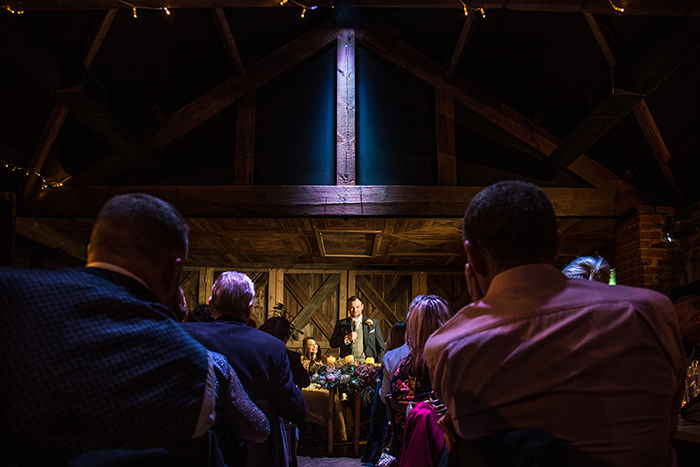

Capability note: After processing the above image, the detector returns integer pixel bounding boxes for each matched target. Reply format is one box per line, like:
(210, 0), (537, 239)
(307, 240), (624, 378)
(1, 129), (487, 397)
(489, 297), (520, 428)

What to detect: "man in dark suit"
(330, 296), (385, 363)
(0, 193), (218, 466)
(182, 271), (307, 467)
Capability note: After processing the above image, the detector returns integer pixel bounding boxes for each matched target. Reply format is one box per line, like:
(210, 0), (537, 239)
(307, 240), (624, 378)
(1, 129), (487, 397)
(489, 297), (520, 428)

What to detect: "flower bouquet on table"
(309, 355), (381, 406)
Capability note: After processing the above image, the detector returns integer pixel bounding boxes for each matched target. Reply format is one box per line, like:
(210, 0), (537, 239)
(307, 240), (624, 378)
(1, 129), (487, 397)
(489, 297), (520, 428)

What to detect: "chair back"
(450, 429), (568, 467)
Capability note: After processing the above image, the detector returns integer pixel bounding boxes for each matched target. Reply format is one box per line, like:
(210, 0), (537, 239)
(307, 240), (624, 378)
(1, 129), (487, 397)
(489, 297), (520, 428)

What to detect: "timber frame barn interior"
(2, 1), (700, 352)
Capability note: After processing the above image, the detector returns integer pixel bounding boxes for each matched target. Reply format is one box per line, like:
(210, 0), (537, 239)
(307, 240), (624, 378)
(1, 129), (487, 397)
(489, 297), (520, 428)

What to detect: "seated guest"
(561, 254), (610, 283)
(389, 295), (452, 461)
(185, 302), (215, 323)
(261, 316), (310, 388)
(0, 193), (218, 465)
(362, 320), (408, 466)
(330, 296), (385, 363)
(183, 271), (306, 467)
(387, 320), (407, 351)
(209, 352), (270, 443)
(390, 295), (451, 404)
(425, 181), (685, 467)
(301, 336), (326, 374)
(670, 280), (700, 360)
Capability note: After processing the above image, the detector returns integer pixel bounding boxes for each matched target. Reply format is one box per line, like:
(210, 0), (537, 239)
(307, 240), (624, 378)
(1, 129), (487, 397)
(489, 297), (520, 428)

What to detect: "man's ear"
(465, 240), (488, 277)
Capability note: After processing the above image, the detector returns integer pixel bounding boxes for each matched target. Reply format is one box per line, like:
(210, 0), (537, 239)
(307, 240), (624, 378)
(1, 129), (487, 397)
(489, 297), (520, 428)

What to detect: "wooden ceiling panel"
(23, 215), (617, 269)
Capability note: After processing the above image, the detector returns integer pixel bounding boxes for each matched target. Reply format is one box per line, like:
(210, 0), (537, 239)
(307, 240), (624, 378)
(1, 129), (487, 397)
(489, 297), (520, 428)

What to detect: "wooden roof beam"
(0, 14), (165, 181)
(23, 185), (642, 218)
(354, 22), (640, 198)
(446, 14), (475, 78)
(19, 10), (117, 203)
(69, 20), (339, 185)
(212, 7), (246, 77)
(536, 17), (700, 181)
(633, 101), (685, 203)
(10, 1), (700, 16)
(585, 12), (684, 204)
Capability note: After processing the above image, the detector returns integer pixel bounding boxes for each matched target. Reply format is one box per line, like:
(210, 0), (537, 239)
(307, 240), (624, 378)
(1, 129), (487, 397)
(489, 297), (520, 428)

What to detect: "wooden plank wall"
(182, 265), (467, 355)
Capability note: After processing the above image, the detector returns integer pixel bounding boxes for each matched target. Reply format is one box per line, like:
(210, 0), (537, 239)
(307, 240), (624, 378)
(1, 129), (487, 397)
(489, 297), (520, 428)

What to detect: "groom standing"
(330, 296), (385, 363)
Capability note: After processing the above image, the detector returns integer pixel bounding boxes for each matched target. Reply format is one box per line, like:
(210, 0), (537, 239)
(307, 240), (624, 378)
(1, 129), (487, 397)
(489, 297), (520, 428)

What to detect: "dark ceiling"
(1, 1), (699, 268)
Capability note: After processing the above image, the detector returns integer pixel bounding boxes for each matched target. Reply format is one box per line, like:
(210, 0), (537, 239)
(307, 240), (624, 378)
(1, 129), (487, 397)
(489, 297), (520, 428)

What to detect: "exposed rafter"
(9, 0), (700, 16)
(536, 17), (700, 181)
(23, 185), (642, 218)
(584, 12), (685, 204)
(0, 13), (165, 179)
(354, 22), (641, 198)
(69, 20), (339, 185)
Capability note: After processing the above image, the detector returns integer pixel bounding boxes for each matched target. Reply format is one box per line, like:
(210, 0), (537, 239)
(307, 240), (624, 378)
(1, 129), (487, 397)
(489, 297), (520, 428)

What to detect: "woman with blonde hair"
(562, 254), (611, 283)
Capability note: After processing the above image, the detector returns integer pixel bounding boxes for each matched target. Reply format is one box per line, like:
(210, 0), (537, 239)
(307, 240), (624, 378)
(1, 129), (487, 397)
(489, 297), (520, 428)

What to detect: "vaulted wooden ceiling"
(2, 1), (699, 269)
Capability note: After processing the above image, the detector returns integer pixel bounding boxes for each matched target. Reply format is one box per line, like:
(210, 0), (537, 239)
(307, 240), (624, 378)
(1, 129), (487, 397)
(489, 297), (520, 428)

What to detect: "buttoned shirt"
(426, 264), (685, 467)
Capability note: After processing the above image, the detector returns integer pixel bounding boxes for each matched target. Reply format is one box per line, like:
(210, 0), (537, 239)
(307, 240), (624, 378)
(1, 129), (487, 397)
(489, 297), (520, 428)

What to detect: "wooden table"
(327, 387), (362, 456)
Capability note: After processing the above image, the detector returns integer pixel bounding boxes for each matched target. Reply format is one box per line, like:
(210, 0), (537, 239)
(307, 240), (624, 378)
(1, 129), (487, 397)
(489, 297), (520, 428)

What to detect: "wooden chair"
(385, 393), (410, 461)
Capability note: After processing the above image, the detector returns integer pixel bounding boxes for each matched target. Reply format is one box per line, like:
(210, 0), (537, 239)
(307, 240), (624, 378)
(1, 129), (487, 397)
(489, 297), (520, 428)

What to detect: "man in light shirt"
(425, 181), (685, 467)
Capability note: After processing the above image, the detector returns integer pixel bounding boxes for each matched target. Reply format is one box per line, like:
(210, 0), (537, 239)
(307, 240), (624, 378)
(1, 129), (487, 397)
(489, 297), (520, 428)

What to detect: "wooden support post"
(336, 29), (356, 186)
(412, 271), (427, 298)
(268, 268), (285, 313)
(436, 89), (457, 186)
(339, 270), (348, 320)
(235, 91), (256, 185)
(353, 391), (361, 456)
(328, 387), (336, 455)
(346, 270), (356, 319)
(0, 193), (16, 266)
(198, 267), (208, 304)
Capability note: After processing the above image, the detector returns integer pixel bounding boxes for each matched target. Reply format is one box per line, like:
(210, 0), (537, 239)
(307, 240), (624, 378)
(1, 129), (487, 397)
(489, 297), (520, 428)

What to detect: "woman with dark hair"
(389, 295), (452, 466)
(301, 336), (325, 375)
(386, 321), (407, 353)
(260, 316), (309, 389)
(391, 295), (452, 403)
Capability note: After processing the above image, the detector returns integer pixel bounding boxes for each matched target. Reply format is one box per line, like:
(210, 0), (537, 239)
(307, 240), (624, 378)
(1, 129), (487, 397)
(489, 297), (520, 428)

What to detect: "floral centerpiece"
(310, 359), (381, 406)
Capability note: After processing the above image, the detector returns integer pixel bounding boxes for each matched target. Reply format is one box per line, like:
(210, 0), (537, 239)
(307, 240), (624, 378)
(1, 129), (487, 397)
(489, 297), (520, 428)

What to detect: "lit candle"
(365, 357), (374, 365)
(345, 355), (354, 364)
(326, 356), (336, 365)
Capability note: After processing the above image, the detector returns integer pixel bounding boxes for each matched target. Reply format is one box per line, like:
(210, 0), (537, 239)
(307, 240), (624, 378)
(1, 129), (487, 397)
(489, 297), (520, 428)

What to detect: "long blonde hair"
(404, 295), (452, 380)
(562, 254), (610, 283)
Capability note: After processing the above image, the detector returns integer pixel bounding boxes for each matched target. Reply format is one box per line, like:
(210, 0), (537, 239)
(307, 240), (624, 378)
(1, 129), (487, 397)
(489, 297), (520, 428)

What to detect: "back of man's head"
(89, 193), (188, 267)
(260, 316), (292, 343)
(210, 271), (255, 320)
(463, 181), (558, 273)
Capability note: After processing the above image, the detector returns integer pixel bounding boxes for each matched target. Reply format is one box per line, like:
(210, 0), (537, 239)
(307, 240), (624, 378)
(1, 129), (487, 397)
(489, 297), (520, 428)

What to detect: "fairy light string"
(0, 159), (69, 190)
(457, 2), (487, 18)
(116, 0), (172, 18)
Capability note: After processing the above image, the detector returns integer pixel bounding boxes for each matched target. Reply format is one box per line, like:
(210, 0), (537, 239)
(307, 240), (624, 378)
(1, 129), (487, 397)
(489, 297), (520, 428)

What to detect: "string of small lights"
(117, 0), (171, 18)
(456, 2), (486, 18)
(608, 0), (625, 14)
(0, 159), (69, 190)
(5, 5), (24, 14)
(278, 0), (319, 19)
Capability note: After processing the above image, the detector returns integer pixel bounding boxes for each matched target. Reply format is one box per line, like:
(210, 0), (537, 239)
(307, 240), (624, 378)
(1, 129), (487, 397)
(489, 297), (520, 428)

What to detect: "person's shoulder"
(567, 279), (671, 307)
(385, 343), (409, 359)
(246, 326), (288, 350)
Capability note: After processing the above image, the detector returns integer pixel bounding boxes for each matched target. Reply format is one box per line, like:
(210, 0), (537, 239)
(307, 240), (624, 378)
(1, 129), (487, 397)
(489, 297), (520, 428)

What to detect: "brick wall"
(615, 205), (692, 294)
